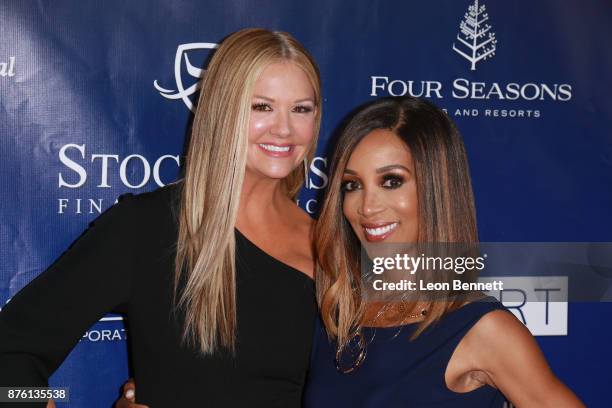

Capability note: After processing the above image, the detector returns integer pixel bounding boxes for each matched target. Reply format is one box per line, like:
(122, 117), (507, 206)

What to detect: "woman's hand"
(114, 378), (149, 408)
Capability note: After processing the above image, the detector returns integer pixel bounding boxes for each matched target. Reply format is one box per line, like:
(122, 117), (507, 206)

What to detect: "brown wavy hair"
(315, 96), (478, 348)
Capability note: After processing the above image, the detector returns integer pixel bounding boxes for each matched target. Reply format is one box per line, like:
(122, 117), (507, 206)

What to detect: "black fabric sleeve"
(0, 193), (140, 388)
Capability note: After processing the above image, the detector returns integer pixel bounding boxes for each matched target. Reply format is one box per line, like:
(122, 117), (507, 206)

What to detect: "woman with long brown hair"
(0, 28), (322, 406)
(305, 96), (584, 407)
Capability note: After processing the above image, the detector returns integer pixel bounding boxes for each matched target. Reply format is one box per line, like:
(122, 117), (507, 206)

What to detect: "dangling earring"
(303, 158), (309, 188)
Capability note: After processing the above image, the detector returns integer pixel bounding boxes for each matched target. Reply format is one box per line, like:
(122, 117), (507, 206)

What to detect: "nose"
(270, 109), (291, 138)
(357, 188), (384, 217)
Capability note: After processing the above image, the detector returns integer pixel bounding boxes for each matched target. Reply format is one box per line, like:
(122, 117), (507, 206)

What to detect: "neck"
(362, 301), (428, 328)
(237, 170), (294, 229)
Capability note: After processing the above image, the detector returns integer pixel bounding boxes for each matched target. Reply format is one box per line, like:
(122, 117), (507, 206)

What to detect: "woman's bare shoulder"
(463, 308), (530, 358)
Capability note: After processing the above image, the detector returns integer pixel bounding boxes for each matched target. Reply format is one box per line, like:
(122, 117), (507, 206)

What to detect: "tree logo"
(452, 0), (497, 70)
(153, 43), (218, 112)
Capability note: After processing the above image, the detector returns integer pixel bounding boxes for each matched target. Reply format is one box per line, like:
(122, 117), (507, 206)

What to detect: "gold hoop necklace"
(335, 306), (428, 374)
(335, 330), (368, 374)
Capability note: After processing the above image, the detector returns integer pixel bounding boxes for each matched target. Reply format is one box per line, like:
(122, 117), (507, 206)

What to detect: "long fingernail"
(125, 389), (135, 399)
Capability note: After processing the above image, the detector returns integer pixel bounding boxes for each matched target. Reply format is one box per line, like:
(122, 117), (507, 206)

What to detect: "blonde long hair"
(315, 97), (477, 348)
(175, 28), (321, 354)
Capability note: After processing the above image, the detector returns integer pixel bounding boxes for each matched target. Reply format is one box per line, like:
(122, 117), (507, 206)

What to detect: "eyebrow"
(375, 164), (411, 173)
(252, 95), (315, 104)
(343, 164), (410, 175)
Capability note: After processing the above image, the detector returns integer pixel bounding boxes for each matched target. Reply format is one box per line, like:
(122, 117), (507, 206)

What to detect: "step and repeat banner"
(1, 1), (610, 406)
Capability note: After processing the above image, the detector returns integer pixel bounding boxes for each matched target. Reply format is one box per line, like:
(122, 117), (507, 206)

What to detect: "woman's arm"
(467, 310), (585, 407)
(0, 194), (140, 386)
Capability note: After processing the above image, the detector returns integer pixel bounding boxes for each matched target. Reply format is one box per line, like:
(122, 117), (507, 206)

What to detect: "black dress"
(0, 183), (317, 407)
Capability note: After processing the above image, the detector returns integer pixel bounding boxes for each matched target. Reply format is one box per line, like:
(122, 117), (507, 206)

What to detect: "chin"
(249, 166), (296, 180)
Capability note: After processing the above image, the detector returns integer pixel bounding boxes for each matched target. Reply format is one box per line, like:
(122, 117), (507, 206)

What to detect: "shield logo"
(154, 42), (218, 111)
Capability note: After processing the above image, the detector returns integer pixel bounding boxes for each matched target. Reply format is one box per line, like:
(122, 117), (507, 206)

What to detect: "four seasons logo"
(452, 0), (497, 70)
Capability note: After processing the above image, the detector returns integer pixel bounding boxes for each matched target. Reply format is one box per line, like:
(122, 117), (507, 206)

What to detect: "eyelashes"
(341, 173), (406, 192)
(293, 105), (314, 113)
(251, 103), (272, 112)
(251, 103), (314, 113)
(381, 174), (405, 189)
(341, 180), (359, 192)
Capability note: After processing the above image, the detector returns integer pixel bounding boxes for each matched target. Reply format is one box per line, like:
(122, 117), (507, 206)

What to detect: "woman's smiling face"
(341, 129), (419, 244)
(246, 61), (317, 181)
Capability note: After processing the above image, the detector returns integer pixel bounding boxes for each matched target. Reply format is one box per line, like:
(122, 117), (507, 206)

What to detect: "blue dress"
(303, 297), (508, 407)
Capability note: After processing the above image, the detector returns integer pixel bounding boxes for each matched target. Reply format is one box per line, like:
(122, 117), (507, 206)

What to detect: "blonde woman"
(0, 28), (321, 406)
(305, 96), (584, 407)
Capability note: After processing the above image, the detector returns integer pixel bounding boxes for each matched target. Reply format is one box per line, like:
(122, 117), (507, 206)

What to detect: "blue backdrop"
(1, 1), (610, 406)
